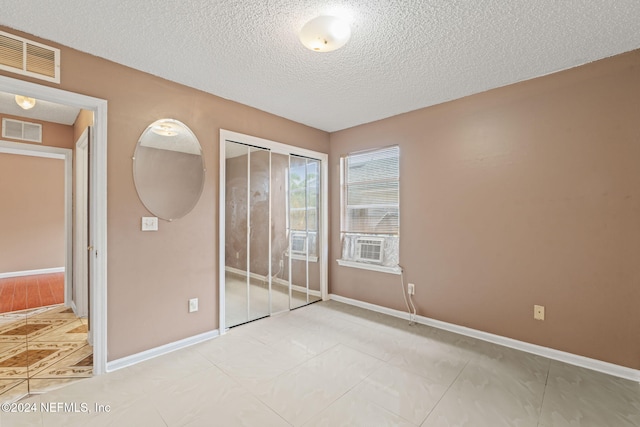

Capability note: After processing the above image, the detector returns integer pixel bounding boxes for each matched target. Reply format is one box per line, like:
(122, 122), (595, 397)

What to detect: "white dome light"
(299, 16), (351, 52)
(15, 95), (36, 110)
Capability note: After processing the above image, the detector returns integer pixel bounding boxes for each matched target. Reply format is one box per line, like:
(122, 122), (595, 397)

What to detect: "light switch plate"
(189, 298), (198, 313)
(141, 217), (158, 231)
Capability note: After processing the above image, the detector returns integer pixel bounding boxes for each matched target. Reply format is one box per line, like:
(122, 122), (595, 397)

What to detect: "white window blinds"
(341, 146), (399, 235)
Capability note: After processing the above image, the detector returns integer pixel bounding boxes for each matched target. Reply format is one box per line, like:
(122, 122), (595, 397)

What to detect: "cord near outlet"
(397, 265), (417, 325)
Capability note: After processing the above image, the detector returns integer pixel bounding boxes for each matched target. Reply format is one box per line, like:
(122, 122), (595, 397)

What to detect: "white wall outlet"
(534, 304), (545, 321)
(407, 283), (415, 295)
(189, 298), (198, 313)
(141, 216), (158, 231)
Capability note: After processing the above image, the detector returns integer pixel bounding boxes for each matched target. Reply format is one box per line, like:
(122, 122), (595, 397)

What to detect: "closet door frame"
(219, 129), (328, 333)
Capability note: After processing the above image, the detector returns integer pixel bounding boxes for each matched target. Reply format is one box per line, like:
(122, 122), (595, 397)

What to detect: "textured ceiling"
(1, 1), (639, 132)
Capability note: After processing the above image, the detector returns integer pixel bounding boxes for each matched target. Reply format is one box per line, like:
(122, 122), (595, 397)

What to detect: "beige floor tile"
(538, 361), (640, 427)
(421, 361), (545, 427)
(351, 363), (450, 425)
(253, 344), (381, 426)
(304, 392), (417, 427)
(0, 393), (43, 426)
(27, 377), (91, 395)
(387, 338), (469, 384)
(149, 366), (243, 426)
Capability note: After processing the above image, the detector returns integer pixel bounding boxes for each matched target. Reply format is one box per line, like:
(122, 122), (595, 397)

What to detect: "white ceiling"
(1, 1), (639, 132)
(0, 91), (80, 125)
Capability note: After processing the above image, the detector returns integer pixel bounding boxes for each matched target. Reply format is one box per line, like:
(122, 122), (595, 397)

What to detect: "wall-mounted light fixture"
(15, 95), (36, 110)
(299, 16), (351, 52)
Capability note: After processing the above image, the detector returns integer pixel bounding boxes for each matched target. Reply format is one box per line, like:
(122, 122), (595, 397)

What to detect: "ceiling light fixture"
(15, 95), (36, 110)
(299, 16), (351, 52)
(151, 122), (179, 137)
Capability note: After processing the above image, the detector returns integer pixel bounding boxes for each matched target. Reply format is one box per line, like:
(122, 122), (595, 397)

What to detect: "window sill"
(336, 259), (402, 275)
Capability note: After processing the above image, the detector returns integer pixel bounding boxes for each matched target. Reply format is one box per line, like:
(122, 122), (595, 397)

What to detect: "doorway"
(219, 130), (328, 331)
(0, 148), (68, 312)
(0, 75), (108, 376)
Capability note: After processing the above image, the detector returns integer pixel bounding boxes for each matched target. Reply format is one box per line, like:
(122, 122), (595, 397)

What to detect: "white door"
(73, 128), (90, 318)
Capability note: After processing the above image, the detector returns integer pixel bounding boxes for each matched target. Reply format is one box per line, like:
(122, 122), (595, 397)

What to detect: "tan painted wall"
(0, 153), (65, 273)
(0, 25), (329, 360)
(73, 109), (94, 142)
(329, 50), (640, 369)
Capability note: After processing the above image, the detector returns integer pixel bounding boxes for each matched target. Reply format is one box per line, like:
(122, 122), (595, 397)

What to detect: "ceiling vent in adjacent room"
(0, 31), (60, 83)
(2, 118), (43, 143)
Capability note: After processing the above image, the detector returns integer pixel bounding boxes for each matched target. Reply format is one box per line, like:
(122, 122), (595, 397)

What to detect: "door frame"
(0, 75), (108, 375)
(218, 129), (329, 333)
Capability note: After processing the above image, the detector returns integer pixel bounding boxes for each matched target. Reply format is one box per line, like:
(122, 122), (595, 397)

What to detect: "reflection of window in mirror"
(133, 119), (205, 221)
(288, 158), (319, 261)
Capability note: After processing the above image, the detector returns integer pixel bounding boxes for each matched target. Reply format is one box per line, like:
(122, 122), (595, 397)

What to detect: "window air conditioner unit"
(355, 237), (385, 264)
(290, 232), (307, 255)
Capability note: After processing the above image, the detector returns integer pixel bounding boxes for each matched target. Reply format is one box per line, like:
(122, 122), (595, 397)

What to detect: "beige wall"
(0, 114), (72, 274)
(0, 153), (65, 273)
(329, 50), (640, 370)
(73, 109), (94, 142)
(0, 25), (329, 360)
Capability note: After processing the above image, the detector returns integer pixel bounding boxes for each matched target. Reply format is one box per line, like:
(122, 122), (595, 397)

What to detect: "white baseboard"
(0, 267), (65, 279)
(106, 330), (219, 373)
(329, 293), (640, 382)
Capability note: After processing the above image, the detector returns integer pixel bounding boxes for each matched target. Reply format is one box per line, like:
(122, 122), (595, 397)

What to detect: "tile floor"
(0, 305), (92, 403)
(1, 300), (638, 426)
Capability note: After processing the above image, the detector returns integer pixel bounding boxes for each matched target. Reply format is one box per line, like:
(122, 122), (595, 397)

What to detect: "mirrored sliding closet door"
(221, 131), (327, 330)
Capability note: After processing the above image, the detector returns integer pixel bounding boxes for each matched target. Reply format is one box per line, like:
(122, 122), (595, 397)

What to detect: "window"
(339, 146), (400, 273)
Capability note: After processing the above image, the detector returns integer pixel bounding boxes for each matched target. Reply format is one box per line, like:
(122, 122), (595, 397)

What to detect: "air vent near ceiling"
(2, 118), (43, 143)
(0, 31), (60, 83)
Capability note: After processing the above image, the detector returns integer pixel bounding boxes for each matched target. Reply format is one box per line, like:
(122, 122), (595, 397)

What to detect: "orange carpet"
(0, 273), (64, 313)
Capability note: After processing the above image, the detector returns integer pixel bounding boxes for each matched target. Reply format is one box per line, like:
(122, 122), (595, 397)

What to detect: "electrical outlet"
(141, 216), (158, 231)
(534, 305), (545, 321)
(189, 298), (198, 313)
(407, 283), (415, 295)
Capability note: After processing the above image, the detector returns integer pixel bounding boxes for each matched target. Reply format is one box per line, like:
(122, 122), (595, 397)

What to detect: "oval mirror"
(133, 119), (205, 221)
